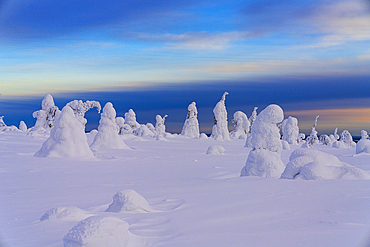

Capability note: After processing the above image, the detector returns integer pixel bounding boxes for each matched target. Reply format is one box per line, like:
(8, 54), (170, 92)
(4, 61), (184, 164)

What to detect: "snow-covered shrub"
(63, 216), (131, 247)
(115, 117), (126, 135)
(281, 116), (299, 145)
(244, 107), (258, 147)
(319, 134), (332, 146)
(298, 133), (305, 143)
(30, 94), (60, 133)
(124, 109), (140, 133)
(206, 145), (225, 155)
(135, 124), (155, 137)
(34, 106), (95, 159)
(241, 104), (285, 178)
(356, 130), (370, 154)
(105, 189), (153, 213)
(281, 140), (290, 150)
(302, 115), (319, 148)
(19, 121), (27, 132)
(230, 111), (250, 139)
(211, 92), (230, 141)
(181, 102), (200, 138)
(40, 206), (94, 222)
(155, 114), (168, 139)
(90, 103), (130, 151)
(249, 107), (258, 127)
(146, 123), (155, 133)
(281, 148), (370, 180)
(340, 130), (356, 148)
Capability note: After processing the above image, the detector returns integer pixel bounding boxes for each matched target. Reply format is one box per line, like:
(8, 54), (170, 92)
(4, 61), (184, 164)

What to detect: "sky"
(0, 0), (370, 135)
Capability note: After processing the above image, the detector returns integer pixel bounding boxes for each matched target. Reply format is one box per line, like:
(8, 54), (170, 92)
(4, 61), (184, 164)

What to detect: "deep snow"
(1, 131), (370, 247)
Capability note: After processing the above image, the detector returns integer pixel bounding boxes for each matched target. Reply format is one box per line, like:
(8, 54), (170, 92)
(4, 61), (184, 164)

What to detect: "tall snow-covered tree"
(30, 94), (60, 133)
(302, 115), (319, 148)
(211, 92), (230, 141)
(181, 102), (200, 138)
(281, 116), (299, 145)
(230, 111), (250, 139)
(66, 100), (101, 127)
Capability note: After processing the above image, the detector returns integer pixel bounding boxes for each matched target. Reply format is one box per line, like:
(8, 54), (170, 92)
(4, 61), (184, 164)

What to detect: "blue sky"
(1, 0), (370, 134)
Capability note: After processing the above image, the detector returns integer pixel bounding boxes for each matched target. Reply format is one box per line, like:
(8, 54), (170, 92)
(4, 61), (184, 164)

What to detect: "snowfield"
(1, 131), (370, 247)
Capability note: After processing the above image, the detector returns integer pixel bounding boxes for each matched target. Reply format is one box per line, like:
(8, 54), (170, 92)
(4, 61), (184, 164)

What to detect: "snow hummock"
(180, 102), (200, 138)
(40, 206), (94, 222)
(105, 189), (154, 213)
(134, 125), (155, 137)
(356, 130), (370, 154)
(241, 104), (285, 178)
(90, 103), (130, 151)
(281, 116), (299, 145)
(230, 111), (250, 140)
(281, 148), (370, 180)
(281, 140), (290, 150)
(34, 106), (95, 159)
(63, 216), (131, 247)
(211, 92), (230, 141)
(206, 145), (225, 155)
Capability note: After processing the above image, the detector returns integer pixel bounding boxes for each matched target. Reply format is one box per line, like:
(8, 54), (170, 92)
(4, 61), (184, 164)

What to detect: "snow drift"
(281, 148), (370, 180)
(105, 189), (154, 213)
(40, 206), (94, 222)
(206, 145), (225, 155)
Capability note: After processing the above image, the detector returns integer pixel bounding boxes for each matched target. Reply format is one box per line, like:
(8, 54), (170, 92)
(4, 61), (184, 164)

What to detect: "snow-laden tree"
(245, 107), (258, 147)
(181, 102), (200, 138)
(30, 94), (60, 133)
(333, 130), (356, 148)
(66, 100), (101, 127)
(241, 104), (285, 178)
(115, 117), (126, 135)
(34, 106), (95, 159)
(211, 92), (230, 141)
(135, 124), (155, 137)
(19, 121), (27, 132)
(302, 115), (319, 148)
(281, 116), (299, 145)
(124, 109), (140, 133)
(90, 102), (130, 151)
(155, 114), (168, 139)
(329, 127), (340, 143)
(356, 130), (370, 154)
(0, 116), (5, 127)
(319, 134), (332, 146)
(230, 111), (250, 139)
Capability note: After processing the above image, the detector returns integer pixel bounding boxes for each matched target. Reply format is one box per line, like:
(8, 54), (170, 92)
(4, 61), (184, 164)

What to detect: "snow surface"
(1, 131), (370, 247)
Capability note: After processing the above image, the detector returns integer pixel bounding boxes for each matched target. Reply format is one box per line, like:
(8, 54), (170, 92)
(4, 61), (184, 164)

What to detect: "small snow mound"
(206, 145), (225, 155)
(356, 139), (370, 154)
(105, 189), (153, 213)
(332, 140), (348, 149)
(63, 216), (130, 247)
(199, 133), (208, 139)
(40, 206), (94, 222)
(281, 140), (290, 150)
(281, 149), (370, 180)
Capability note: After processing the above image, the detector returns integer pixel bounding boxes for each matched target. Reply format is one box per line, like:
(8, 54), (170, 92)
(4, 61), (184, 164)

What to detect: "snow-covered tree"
(281, 116), (299, 145)
(319, 134), (332, 146)
(245, 107), (258, 147)
(34, 106), (95, 159)
(302, 115), (319, 148)
(329, 127), (340, 143)
(249, 107), (258, 128)
(211, 92), (230, 141)
(66, 100), (101, 127)
(339, 130), (356, 148)
(241, 104), (285, 178)
(30, 94), (60, 133)
(124, 109), (140, 133)
(90, 102), (130, 151)
(155, 114), (168, 139)
(19, 121), (27, 132)
(135, 124), (155, 137)
(115, 117), (126, 135)
(0, 116), (5, 127)
(356, 130), (370, 154)
(181, 102), (200, 138)
(230, 111), (250, 139)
